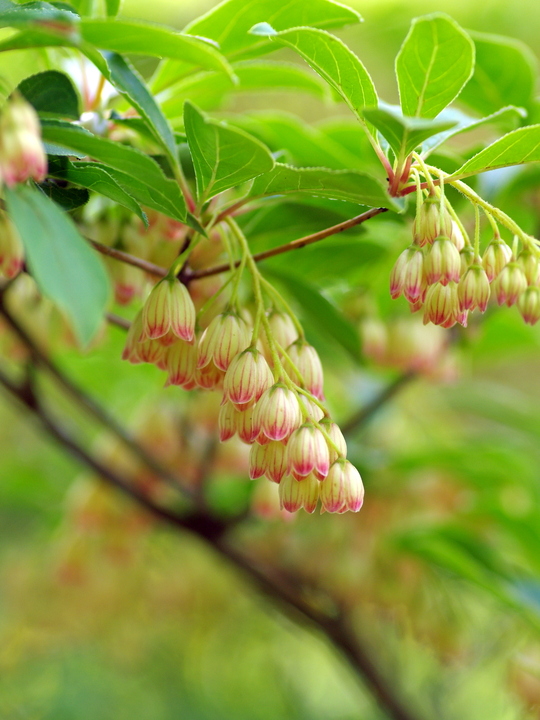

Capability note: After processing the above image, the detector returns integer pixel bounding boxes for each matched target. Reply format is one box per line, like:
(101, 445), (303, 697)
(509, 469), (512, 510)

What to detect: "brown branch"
(88, 238), (167, 278)
(106, 312), (131, 330)
(189, 207), (389, 280)
(0, 301), (191, 498)
(342, 372), (416, 436)
(0, 364), (422, 720)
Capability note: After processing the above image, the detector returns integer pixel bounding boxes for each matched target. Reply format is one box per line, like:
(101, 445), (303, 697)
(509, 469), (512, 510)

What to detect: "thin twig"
(188, 207), (388, 280)
(89, 238), (167, 278)
(106, 312), (131, 330)
(342, 373), (415, 436)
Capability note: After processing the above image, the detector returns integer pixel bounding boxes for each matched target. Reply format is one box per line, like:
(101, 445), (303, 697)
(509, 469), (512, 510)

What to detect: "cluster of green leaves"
(0, 0), (538, 354)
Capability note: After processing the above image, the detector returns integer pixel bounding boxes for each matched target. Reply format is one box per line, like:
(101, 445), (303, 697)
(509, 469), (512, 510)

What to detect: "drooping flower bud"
(518, 286), (540, 325)
(0, 213), (24, 278)
(424, 236), (461, 285)
(0, 94), (47, 186)
(423, 281), (459, 327)
(223, 347), (273, 406)
(197, 312), (251, 371)
(460, 246), (475, 275)
(142, 277), (195, 343)
(279, 473), (319, 514)
(253, 384), (302, 441)
(319, 418), (347, 463)
(482, 238), (512, 281)
(285, 341), (324, 401)
(390, 246), (424, 302)
(195, 360), (224, 390)
(493, 262), (527, 306)
(267, 311), (298, 351)
(449, 221), (465, 251)
(413, 196), (452, 246)
(298, 394), (325, 422)
(249, 443), (268, 479)
(458, 263), (490, 312)
(121, 310), (144, 364)
(320, 459), (364, 513)
(218, 401), (237, 442)
(236, 405), (257, 444)
(164, 339), (197, 387)
(286, 423), (330, 480)
(265, 441), (288, 483)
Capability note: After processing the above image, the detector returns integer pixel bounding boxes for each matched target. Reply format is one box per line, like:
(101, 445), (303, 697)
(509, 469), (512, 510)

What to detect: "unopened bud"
(223, 348), (273, 406)
(165, 339), (197, 387)
(286, 423), (330, 479)
(493, 262), (527, 306)
(423, 281), (459, 327)
(279, 473), (319, 514)
(319, 418), (347, 463)
(413, 196), (452, 246)
(518, 250), (540, 285)
(197, 312), (251, 371)
(390, 246), (425, 302)
(0, 95), (47, 186)
(458, 264), (490, 312)
(142, 277), (195, 343)
(285, 341), (324, 401)
(518, 286), (540, 325)
(482, 238), (512, 281)
(424, 236), (461, 285)
(253, 384), (302, 441)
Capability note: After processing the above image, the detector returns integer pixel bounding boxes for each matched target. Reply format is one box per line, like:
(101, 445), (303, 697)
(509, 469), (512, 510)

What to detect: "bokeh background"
(2, 0), (540, 718)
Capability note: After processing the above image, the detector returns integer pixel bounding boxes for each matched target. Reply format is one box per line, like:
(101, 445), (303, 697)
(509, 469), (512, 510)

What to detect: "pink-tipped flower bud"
(197, 312), (251, 371)
(320, 459), (364, 513)
(319, 418), (347, 463)
(425, 236), (461, 285)
(390, 246), (424, 301)
(482, 238), (512, 282)
(237, 405), (257, 444)
(218, 401), (237, 442)
(265, 441), (288, 483)
(223, 347), (273, 406)
(121, 310), (144, 364)
(0, 95), (47, 186)
(298, 394), (325, 422)
(249, 443), (268, 479)
(413, 196), (452, 246)
(285, 341), (324, 401)
(0, 213), (24, 278)
(267, 311), (298, 351)
(254, 384), (302, 441)
(142, 277), (195, 343)
(518, 286), (540, 325)
(458, 263), (490, 312)
(493, 262), (527, 307)
(286, 424), (330, 480)
(518, 250), (540, 286)
(165, 339), (197, 387)
(423, 281), (459, 327)
(279, 473), (319, 514)
(195, 361), (224, 390)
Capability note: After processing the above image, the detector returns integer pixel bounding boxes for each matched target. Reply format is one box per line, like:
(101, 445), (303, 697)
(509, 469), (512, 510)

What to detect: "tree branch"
(89, 238), (167, 278)
(0, 362), (422, 720)
(189, 207), (388, 281)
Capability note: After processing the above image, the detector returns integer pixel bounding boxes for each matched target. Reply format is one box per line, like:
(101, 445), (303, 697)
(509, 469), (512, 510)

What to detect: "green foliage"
(17, 70), (81, 119)
(395, 14), (475, 118)
(5, 185), (109, 346)
(451, 125), (540, 178)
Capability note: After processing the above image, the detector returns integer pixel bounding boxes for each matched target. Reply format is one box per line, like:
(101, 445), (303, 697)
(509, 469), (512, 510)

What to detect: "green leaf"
(395, 14), (475, 119)
(79, 19), (233, 77)
(16, 70), (80, 119)
(422, 106), (526, 155)
(38, 181), (89, 210)
(159, 60), (329, 116)
(105, 0), (121, 17)
(104, 52), (177, 169)
(40, 120), (187, 221)
(450, 125), (540, 180)
(250, 25), (377, 120)
(47, 156), (146, 222)
(248, 163), (397, 210)
(363, 105), (456, 161)
(0, 0), (78, 28)
(183, 0), (361, 59)
(5, 185), (109, 346)
(184, 101), (274, 203)
(265, 268), (360, 361)
(459, 32), (536, 117)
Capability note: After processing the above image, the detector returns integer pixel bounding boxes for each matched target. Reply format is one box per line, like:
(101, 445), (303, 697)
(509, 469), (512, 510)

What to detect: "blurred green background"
(3, 0), (540, 719)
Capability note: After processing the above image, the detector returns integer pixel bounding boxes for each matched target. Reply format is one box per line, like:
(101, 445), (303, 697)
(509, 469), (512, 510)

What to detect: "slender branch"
(188, 207), (388, 281)
(0, 301), (190, 497)
(342, 372), (416, 436)
(106, 311), (131, 330)
(0, 365), (422, 720)
(89, 238), (167, 278)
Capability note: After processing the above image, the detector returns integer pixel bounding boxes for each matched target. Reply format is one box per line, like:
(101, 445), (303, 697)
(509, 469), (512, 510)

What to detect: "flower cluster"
(390, 193), (540, 327)
(122, 275), (363, 514)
